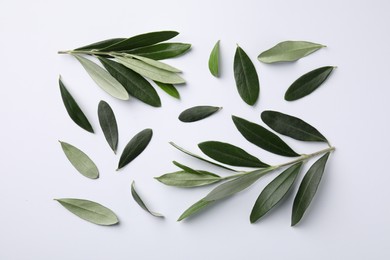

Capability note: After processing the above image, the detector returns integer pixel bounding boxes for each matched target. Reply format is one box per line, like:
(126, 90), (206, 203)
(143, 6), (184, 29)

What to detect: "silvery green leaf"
(126, 54), (181, 72)
(177, 199), (214, 221)
(155, 171), (221, 187)
(131, 181), (164, 218)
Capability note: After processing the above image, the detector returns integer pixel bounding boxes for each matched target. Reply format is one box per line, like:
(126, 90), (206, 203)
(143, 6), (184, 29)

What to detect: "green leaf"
(250, 163), (302, 223)
(117, 129), (153, 170)
(178, 106), (222, 122)
(126, 54), (181, 72)
(99, 57), (161, 107)
(208, 40), (220, 77)
(285, 66), (335, 101)
(98, 101), (118, 153)
(155, 171), (221, 187)
(131, 181), (164, 218)
(172, 161), (219, 177)
(59, 141), (99, 179)
(154, 81), (180, 99)
(233, 46), (260, 106)
(75, 38), (125, 51)
(55, 198), (118, 225)
(261, 110), (327, 142)
(177, 199), (214, 221)
(258, 41), (326, 63)
(59, 77), (94, 133)
(232, 116), (299, 157)
(73, 54), (129, 100)
(127, 43), (191, 60)
(116, 57), (185, 84)
(198, 141), (269, 168)
(100, 31), (179, 52)
(292, 152), (330, 226)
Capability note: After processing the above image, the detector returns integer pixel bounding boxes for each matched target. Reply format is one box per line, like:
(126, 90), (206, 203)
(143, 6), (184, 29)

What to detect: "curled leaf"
(208, 40), (220, 77)
(127, 42), (191, 60)
(178, 106), (222, 122)
(131, 181), (164, 218)
(155, 171), (221, 187)
(98, 101), (118, 153)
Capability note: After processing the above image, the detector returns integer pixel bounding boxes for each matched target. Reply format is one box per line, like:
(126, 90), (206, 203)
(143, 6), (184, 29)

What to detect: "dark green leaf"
(75, 38), (125, 51)
(59, 77), (94, 133)
(99, 57), (161, 107)
(101, 31), (179, 52)
(155, 171), (221, 187)
(131, 181), (164, 218)
(233, 46), (259, 106)
(258, 41), (326, 63)
(285, 66), (335, 101)
(117, 129), (153, 170)
(127, 43), (191, 60)
(250, 163), (302, 223)
(178, 106), (222, 122)
(198, 141), (269, 168)
(261, 110), (327, 142)
(208, 40), (220, 77)
(292, 152), (330, 226)
(98, 101), (118, 153)
(232, 116), (299, 157)
(55, 198), (118, 225)
(154, 81), (180, 99)
(177, 199), (214, 221)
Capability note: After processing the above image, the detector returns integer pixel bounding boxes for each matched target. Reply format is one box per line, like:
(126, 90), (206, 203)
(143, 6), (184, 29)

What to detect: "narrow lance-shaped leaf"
(75, 38), (125, 51)
(156, 171), (221, 188)
(172, 161), (219, 177)
(232, 116), (299, 157)
(178, 106), (222, 122)
(261, 110), (327, 142)
(55, 198), (118, 226)
(198, 141), (269, 168)
(99, 57), (161, 107)
(250, 163), (303, 223)
(127, 43), (191, 60)
(117, 129), (153, 170)
(285, 66), (335, 101)
(59, 77), (94, 133)
(208, 40), (220, 77)
(98, 101), (118, 153)
(73, 54), (129, 100)
(234, 46), (260, 106)
(292, 152), (330, 226)
(258, 41), (326, 63)
(59, 141), (99, 179)
(131, 181), (164, 218)
(154, 81), (180, 99)
(178, 200), (214, 221)
(126, 54), (181, 72)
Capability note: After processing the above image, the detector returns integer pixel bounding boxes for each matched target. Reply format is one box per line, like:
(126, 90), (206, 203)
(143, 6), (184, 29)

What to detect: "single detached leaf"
(154, 81), (180, 99)
(177, 199), (214, 221)
(59, 141), (99, 179)
(232, 116), (299, 157)
(126, 54), (181, 72)
(292, 152), (330, 226)
(198, 141), (269, 168)
(250, 163), (303, 223)
(117, 129), (153, 170)
(98, 101), (118, 153)
(100, 31), (179, 51)
(156, 171), (221, 187)
(208, 40), (220, 77)
(99, 57), (161, 107)
(116, 57), (185, 84)
(73, 54), (129, 100)
(75, 38), (125, 51)
(131, 181), (164, 218)
(234, 46), (260, 106)
(59, 77), (94, 133)
(261, 110), (327, 143)
(178, 106), (221, 122)
(258, 41), (326, 63)
(55, 198), (118, 225)
(127, 43), (191, 60)
(285, 66), (335, 101)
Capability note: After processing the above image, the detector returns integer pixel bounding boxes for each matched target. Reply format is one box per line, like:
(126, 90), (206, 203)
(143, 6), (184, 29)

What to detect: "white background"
(1, 0), (389, 259)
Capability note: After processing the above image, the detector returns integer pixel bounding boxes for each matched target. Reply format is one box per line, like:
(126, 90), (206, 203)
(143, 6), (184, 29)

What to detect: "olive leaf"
(127, 43), (191, 60)
(154, 81), (180, 99)
(178, 106), (222, 122)
(292, 152), (330, 226)
(232, 116), (299, 157)
(285, 66), (335, 101)
(234, 46), (259, 106)
(156, 171), (221, 188)
(208, 40), (220, 77)
(172, 161), (219, 177)
(261, 110), (327, 142)
(59, 77), (94, 133)
(98, 101), (118, 153)
(117, 129), (153, 170)
(55, 198), (118, 225)
(75, 38), (125, 51)
(59, 141), (99, 179)
(198, 141), (269, 168)
(178, 200), (213, 221)
(99, 57), (161, 107)
(258, 41), (326, 63)
(126, 54), (181, 72)
(250, 163), (302, 223)
(131, 181), (164, 218)
(73, 54), (129, 100)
